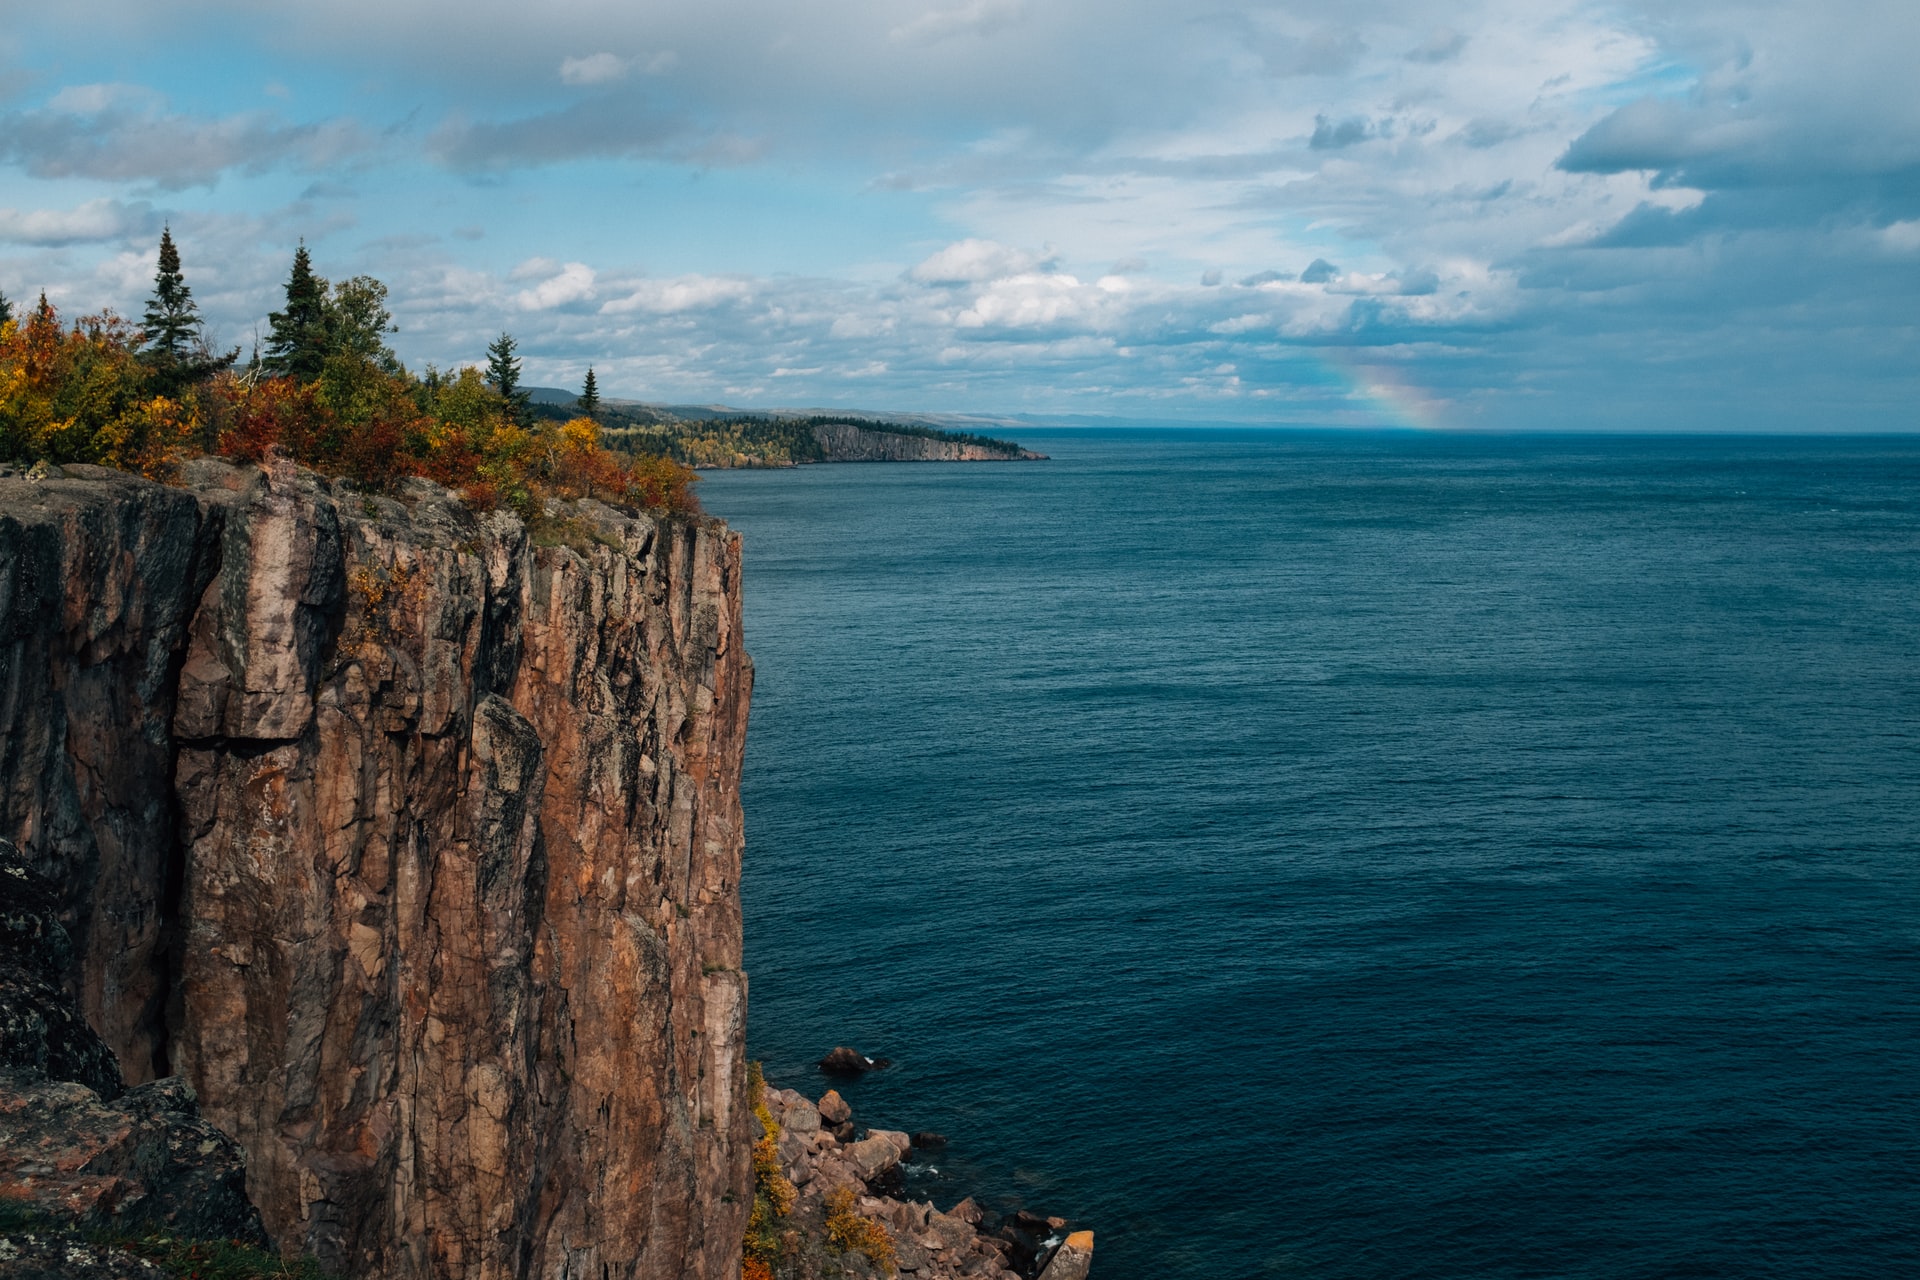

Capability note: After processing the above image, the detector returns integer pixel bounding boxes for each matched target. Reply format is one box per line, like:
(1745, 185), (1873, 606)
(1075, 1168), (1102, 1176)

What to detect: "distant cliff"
(806, 422), (1045, 463)
(589, 414), (1048, 469)
(0, 458), (752, 1279)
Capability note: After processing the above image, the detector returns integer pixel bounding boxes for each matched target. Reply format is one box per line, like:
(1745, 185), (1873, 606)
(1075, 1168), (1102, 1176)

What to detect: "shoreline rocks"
(758, 1075), (1092, 1279)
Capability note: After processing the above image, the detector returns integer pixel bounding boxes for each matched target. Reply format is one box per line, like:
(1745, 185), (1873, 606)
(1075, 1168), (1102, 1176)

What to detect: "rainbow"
(1310, 349), (1450, 430)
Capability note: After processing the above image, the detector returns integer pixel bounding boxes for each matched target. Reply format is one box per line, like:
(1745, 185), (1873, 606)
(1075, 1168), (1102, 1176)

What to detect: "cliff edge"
(0, 458), (753, 1279)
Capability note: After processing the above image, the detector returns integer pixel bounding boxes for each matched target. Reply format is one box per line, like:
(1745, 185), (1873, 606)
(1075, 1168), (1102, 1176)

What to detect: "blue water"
(700, 431), (1920, 1280)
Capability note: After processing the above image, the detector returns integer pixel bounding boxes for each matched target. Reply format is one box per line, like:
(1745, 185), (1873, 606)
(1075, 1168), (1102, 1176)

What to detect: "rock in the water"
(911, 1130), (948, 1150)
(818, 1089), (852, 1124)
(1036, 1230), (1094, 1280)
(869, 1129), (912, 1161)
(846, 1134), (905, 1182)
(819, 1045), (876, 1074)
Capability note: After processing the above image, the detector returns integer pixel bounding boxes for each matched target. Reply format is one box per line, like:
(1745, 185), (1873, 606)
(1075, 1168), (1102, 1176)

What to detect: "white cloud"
(954, 271), (1122, 330)
(0, 198), (153, 246)
(910, 239), (1053, 285)
(513, 261), (596, 310)
(599, 274), (753, 314)
(559, 53), (628, 86)
(1881, 220), (1920, 253)
(889, 0), (1027, 45)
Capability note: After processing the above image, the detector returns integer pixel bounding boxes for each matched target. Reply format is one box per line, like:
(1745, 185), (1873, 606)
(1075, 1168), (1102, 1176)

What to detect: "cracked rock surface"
(0, 460), (754, 1280)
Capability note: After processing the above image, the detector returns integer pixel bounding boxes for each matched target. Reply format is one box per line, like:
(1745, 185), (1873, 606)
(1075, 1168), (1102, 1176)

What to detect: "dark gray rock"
(0, 842), (122, 1099)
(0, 841), (266, 1249)
(819, 1046), (875, 1074)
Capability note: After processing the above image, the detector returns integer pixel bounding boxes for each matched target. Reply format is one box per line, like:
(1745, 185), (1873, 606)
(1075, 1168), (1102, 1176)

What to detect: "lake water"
(699, 430), (1920, 1280)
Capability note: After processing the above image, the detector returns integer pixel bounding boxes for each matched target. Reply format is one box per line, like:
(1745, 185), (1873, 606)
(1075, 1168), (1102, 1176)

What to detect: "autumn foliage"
(0, 295), (699, 522)
(0, 300), (199, 480)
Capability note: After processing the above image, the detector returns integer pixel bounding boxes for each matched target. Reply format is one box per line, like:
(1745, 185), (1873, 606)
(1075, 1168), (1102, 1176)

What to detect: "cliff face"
(0, 459), (752, 1280)
(808, 424), (1045, 463)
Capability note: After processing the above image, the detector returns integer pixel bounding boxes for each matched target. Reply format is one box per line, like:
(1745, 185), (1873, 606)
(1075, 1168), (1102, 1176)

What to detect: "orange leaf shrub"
(0, 301), (195, 477)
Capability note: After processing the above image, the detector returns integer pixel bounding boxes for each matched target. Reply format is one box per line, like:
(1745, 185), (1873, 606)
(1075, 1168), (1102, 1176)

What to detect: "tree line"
(0, 236), (686, 516)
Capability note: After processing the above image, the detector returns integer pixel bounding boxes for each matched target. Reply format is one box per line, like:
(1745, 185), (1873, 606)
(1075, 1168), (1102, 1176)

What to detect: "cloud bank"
(0, 0), (1914, 429)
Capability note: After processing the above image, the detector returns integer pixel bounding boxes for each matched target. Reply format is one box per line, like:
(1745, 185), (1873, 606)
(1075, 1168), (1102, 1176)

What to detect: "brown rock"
(818, 1088), (852, 1124)
(926, 1211), (977, 1252)
(778, 1127), (812, 1174)
(0, 464), (754, 1280)
(946, 1196), (984, 1225)
(870, 1128), (912, 1161)
(847, 1134), (905, 1182)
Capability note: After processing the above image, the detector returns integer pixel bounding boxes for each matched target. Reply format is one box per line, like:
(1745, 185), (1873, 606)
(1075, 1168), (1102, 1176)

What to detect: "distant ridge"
(521, 388), (1045, 468)
(522, 387), (1026, 433)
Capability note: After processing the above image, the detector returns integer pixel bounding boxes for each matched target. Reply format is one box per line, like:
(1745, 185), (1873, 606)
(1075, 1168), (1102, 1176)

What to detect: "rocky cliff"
(808, 424), (1045, 463)
(0, 458), (753, 1280)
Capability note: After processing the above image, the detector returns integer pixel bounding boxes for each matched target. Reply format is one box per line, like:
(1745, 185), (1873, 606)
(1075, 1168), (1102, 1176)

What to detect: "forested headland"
(0, 234), (697, 517)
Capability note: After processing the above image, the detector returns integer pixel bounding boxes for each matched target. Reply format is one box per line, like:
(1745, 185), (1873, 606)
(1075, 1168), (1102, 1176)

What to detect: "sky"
(1, 0), (1915, 430)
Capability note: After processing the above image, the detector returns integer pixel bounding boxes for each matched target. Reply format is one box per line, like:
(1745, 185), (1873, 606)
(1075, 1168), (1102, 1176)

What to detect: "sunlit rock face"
(0, 459), (753, 1280)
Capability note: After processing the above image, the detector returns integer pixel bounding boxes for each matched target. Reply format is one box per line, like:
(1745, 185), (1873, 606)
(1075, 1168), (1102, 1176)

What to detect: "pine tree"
(579, 366), (600, 420)
(141, 227), (202, 363)
(0, 285), (12, 330)
(486, 332), (529, 423)
(263, 244), (329, 381)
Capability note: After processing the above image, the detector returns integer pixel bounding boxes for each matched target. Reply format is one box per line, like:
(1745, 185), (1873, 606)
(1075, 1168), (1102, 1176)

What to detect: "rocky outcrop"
(756, 1082), (1091, 1280)
(809, 425), (1045, 463)
(0, 459), (753, 1279)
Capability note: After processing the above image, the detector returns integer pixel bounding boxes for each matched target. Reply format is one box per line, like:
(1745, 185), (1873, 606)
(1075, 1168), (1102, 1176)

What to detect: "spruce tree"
(486, 332), (529, 423)
(579, 366), (600, 420)
(263, 244), (329, 381)
(0, 285), (12, 329)
(141, 227), (202, 363)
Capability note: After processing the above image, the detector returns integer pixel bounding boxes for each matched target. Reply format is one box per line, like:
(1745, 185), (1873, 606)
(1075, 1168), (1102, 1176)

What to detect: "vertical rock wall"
(0, 459), (752, 1280)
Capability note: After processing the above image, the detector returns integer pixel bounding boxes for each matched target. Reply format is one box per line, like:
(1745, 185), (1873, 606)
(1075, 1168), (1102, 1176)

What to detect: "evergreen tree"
(263, 244), (329, 381)
(0, 285), (12, 329)
(486, 332), (529, 423)
(141, 227), (202, 362)
(578, 366), (600, 419)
